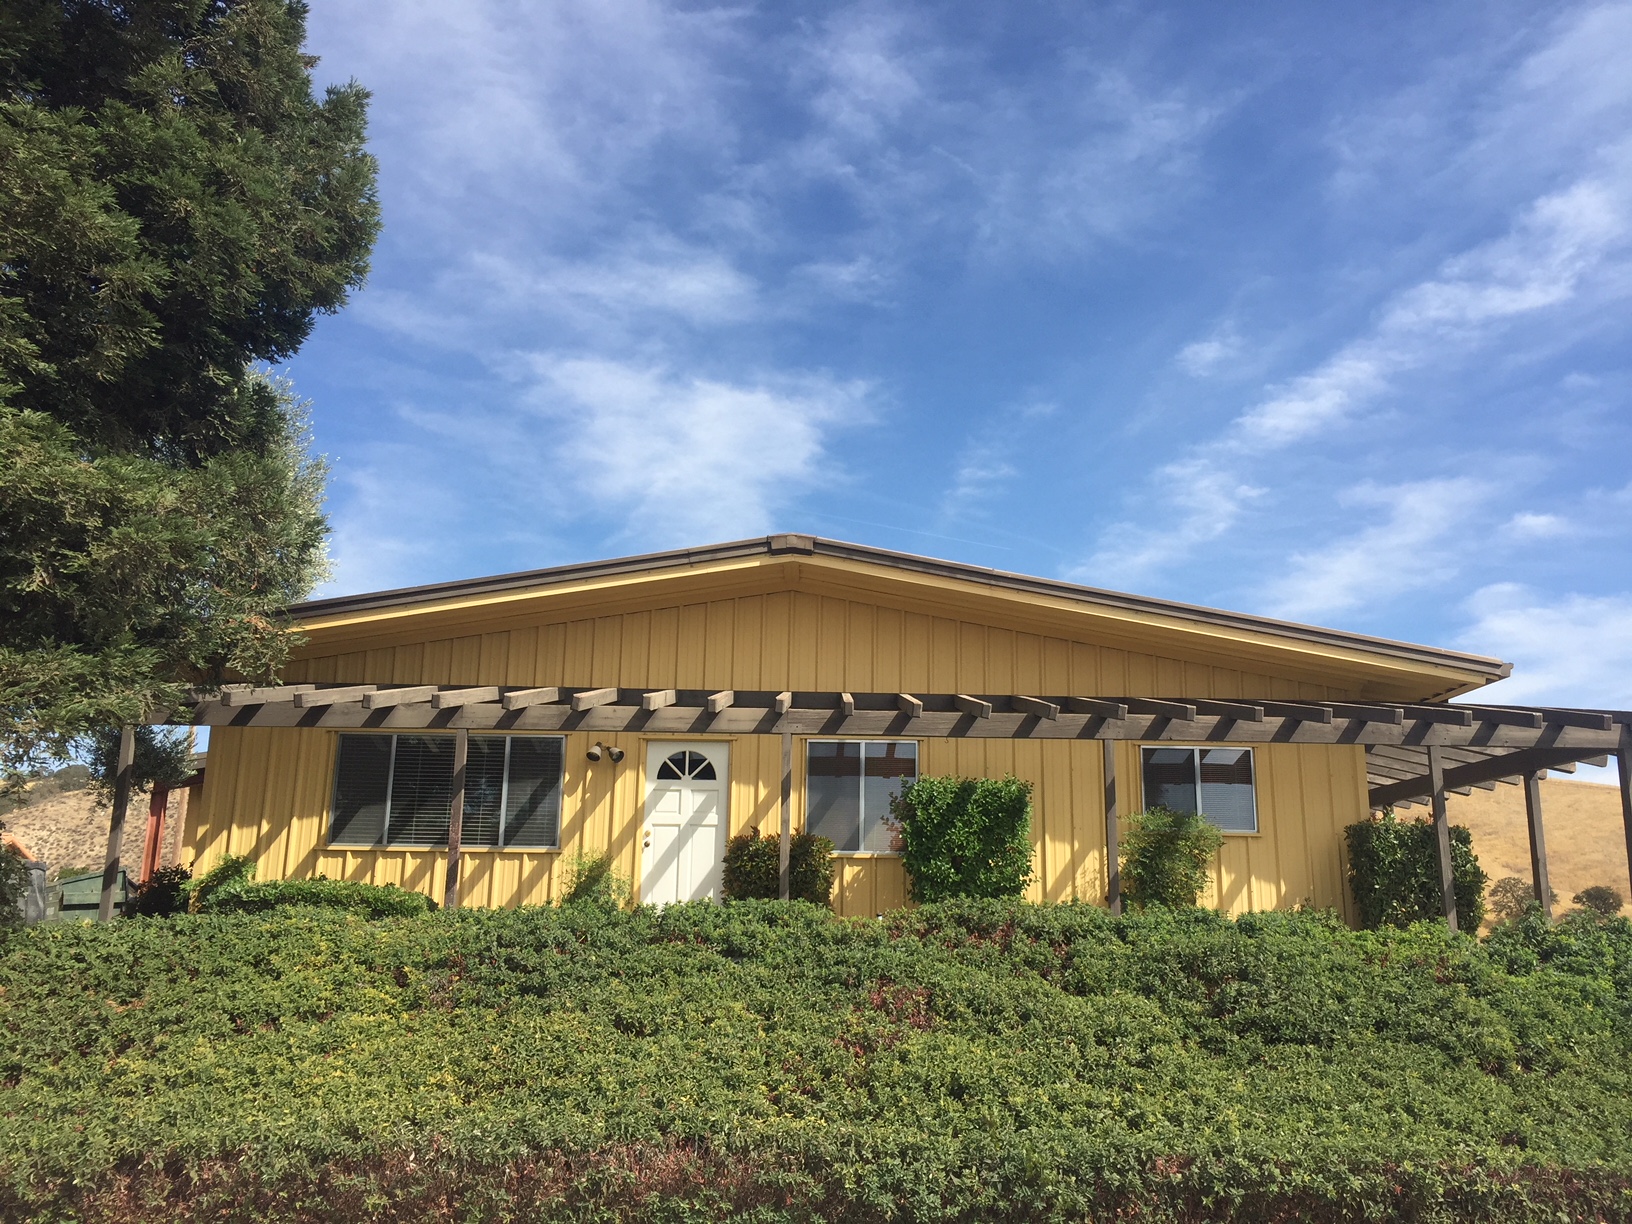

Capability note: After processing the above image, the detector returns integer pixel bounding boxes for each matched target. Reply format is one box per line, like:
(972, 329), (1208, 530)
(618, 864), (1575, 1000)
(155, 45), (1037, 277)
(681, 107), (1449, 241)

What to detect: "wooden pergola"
(97, 684), (1632, 928)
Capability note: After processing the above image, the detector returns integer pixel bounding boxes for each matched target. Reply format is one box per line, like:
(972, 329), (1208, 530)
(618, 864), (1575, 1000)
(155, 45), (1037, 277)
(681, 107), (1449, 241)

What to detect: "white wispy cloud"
(1262, 478), (1492, 621)
(1457, 583), (1632, 709)
(522, 357), (871, 544)
(1080, 150), (1632, 590)
(938, 401), (1056, 521)
(1176, 327), (1243, 377)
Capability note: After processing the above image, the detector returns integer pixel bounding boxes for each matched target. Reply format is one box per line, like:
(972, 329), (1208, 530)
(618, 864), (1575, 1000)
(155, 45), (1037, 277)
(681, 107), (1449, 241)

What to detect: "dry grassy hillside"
(1446, 777), (1629, 918)
(2, 786), (182, 878)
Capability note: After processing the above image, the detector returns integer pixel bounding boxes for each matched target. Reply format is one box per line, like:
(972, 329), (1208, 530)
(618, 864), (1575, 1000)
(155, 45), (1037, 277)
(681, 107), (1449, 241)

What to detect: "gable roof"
(289, 534), (1510, 700)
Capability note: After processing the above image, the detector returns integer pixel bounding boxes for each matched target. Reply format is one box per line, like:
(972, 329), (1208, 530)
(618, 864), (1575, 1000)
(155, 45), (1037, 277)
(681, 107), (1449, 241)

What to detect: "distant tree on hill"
(1573, 885), (1625, 917)
(1488, 875), (1556, 923)
(0, 0), (379, 783)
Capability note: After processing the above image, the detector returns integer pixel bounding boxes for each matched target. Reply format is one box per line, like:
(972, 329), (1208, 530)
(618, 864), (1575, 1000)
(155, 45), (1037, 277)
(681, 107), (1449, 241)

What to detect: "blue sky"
(283, 0), (1632, 728)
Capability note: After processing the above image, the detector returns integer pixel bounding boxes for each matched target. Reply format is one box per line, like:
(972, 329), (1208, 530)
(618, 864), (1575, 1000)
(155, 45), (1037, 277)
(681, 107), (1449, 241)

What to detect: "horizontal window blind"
(806, 740), (917, 853)
(503, 737), (564, 847)
(329, 734), (564, 848)
(1140, 746), (1258, 833)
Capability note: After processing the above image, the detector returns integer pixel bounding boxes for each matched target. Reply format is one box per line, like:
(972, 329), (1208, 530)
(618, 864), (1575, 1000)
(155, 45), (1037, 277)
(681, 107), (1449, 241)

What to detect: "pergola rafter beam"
(1369, 746), (1612, 808)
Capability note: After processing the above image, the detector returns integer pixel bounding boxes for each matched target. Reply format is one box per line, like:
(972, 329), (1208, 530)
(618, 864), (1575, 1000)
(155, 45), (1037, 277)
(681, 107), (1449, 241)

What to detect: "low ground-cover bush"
(1, 902), (1630, 1222)
(198, 877), (431, 918)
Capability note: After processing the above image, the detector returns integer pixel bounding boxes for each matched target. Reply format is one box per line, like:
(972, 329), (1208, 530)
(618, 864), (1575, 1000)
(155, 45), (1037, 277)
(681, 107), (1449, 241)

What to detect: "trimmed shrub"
(890, 774), (1033, 902)
(1574, 885), (1625, 916)
(561, 853), (630, 909)
(199, 878), (431, 919)
(130, 865), (191, 918)
(721, 828), (835, 904)
(1345, 810), (1486, 930)
(1119, 805), (1223, 909)
(185, 853), (254, 914)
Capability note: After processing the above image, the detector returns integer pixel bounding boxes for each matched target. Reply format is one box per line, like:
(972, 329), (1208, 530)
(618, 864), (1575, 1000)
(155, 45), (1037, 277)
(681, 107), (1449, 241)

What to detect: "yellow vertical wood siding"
(185, 589), (1371, 919)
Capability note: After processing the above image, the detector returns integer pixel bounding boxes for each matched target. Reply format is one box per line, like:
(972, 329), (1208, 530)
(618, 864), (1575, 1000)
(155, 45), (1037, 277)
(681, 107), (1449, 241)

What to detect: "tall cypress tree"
(0, 0), (380, 777)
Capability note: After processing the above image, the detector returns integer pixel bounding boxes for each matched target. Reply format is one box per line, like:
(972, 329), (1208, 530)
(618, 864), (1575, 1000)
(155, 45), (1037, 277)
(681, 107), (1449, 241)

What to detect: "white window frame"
(1138, 744), (1260, 835)
(804, 738), (919, 856)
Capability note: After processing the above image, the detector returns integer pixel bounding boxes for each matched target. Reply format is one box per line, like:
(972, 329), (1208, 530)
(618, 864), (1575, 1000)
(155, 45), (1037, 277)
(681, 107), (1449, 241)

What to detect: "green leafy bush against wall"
(890, 774), (1034, 902)
(2, 901), (1631, 1222)
(177, 855), (430, 918)
(1119, 806), (1224, 909)
(721, 828), (836, 904)
(130, 865), (191, 918)
(1345, 809), (1487, 930)
(184, 853), (254, 914)
(560, 852), (631, 909)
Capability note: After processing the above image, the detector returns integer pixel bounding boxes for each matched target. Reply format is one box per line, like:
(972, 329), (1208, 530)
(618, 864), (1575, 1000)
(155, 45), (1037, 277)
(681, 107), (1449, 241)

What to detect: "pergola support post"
(778, 731), (792, 901)
(138, 784), (171, 885)
(98, 725), (135, 922)
(443, 728), (468, 910)
(1523, 772), (1551, 919)
(1103, 739), (1121, 915)
(1619, 724), (1632, 902)
(1427, 745), (1458, 932)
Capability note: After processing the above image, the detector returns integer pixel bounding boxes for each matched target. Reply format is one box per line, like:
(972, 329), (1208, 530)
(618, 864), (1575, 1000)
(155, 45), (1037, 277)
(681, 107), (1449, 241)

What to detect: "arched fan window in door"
(656, 750), (717, 781)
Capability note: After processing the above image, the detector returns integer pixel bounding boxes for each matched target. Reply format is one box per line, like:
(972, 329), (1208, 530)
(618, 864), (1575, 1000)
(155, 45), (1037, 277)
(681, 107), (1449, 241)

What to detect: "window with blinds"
(806, 740), (918, 853)
(329, 734), (564, 848)
(1139, 746), (1258, 833)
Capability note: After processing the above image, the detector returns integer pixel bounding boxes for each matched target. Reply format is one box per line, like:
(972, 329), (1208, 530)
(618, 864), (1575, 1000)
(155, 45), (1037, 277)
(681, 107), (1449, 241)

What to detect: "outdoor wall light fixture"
(585, 742), (624, 764)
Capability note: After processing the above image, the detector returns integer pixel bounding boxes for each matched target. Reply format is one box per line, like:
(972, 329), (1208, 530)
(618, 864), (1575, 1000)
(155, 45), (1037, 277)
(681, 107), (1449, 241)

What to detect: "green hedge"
(1, 902), (1630, 1221)
(1120, 806), (1223, 908)
(1346, 810), (1487, 930)
(891, 774), (1033, 902)
(721, 827), (835, 904)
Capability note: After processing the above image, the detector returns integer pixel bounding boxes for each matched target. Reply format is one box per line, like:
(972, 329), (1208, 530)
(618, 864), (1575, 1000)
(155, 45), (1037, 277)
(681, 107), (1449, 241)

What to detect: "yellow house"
(184, 533), (1602, 923)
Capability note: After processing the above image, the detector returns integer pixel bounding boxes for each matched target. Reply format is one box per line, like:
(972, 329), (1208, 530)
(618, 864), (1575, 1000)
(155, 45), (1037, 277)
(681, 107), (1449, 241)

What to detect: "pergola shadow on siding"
(94, 685), (1632, 929)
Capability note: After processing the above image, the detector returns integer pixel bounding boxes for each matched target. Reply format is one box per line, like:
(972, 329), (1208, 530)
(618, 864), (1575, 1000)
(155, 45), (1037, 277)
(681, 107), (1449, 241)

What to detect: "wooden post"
(779, 731), (792, 901)
(98, 725), (135, 922)
(443, 728), (467, 911)
(1619, 724), (1632, 903)
(138, 783), (170, 885)
(1427, 745), (1458, 932)
(1522, 772), (1552, 919)
(1103, 739), (1121, 915)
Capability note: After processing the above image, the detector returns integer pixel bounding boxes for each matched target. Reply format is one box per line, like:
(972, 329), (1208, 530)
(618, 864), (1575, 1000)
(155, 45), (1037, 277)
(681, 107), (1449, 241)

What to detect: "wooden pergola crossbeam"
(172, 689), (1629, 758)
(1368, 746), (1612, 807)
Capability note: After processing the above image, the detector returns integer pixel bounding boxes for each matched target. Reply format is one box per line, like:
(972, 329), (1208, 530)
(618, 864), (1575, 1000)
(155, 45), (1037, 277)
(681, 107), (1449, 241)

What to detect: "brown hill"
(2, 786), (182, 880)
(1446, 777), (1628, 919)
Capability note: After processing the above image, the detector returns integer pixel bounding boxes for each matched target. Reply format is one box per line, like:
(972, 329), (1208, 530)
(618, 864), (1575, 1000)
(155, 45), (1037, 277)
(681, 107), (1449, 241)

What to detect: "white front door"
(641, 741), (729, 906)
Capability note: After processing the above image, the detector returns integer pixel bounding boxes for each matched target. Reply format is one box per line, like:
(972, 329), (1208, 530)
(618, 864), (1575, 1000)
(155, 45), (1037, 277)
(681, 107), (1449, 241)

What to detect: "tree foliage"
(890, 774), (1033, 903)
(0, 0), (378, 458)
(1119, 805), (1223, 909)
(0, 0), (377, 777)
(1574, 885), (1625, 917)
(1, 396), (330, 774)
(1345, 810), (1487, 931)
(1488, 874), (1555, 924)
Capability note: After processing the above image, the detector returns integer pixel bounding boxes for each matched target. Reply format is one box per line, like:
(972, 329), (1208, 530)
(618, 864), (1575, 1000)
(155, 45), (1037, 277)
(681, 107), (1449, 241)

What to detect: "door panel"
(641, 741), (729, 906)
